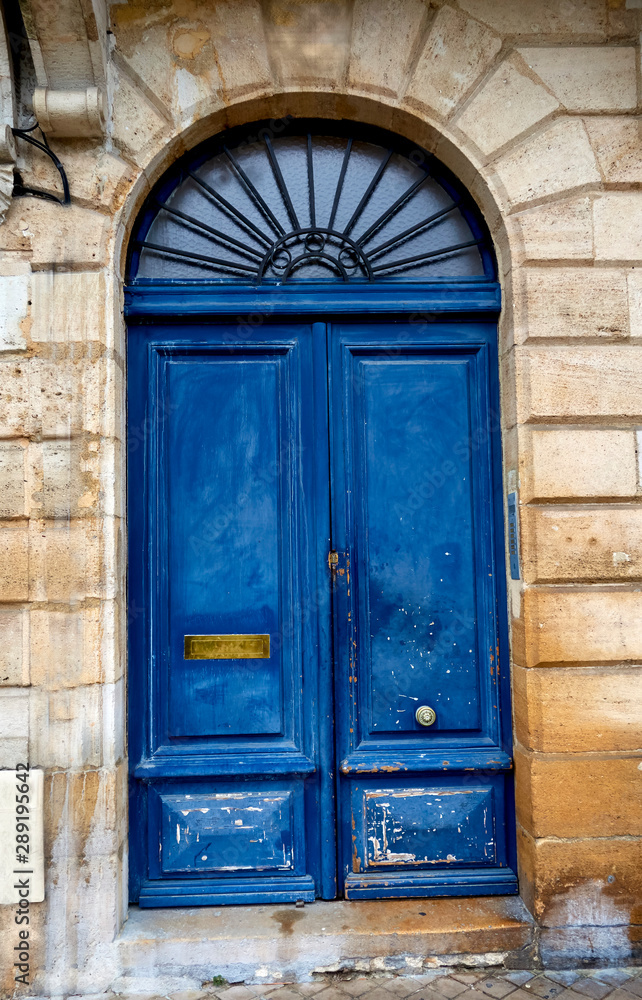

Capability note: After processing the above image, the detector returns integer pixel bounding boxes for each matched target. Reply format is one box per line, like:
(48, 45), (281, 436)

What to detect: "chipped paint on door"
(160, 789), (295, 874)
(363, 787), (497, 868)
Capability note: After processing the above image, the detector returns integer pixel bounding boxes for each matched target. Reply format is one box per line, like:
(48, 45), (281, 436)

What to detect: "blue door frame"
(126, 281), (517, 907)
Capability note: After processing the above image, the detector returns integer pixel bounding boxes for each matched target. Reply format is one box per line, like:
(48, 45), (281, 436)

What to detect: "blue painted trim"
(134, 752), (317, 778)
(139, 875), (316, 907)
(125, 282), (501, 318)
(340, 750), (512, 774)
(345, 871), (518, 899)
(310, 321), (338, 900)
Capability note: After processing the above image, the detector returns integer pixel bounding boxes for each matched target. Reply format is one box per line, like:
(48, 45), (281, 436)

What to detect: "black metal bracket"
(11, 123), (70, 205)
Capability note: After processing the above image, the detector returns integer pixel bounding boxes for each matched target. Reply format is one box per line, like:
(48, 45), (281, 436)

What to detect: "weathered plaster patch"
(613, 551), (631, 565)
(173, 27), (211, 60)
(509, 578), (521, 619)
(0, 274), (30, 351)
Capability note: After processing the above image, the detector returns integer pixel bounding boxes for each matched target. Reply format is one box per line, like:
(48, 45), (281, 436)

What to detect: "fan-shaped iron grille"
(128, 120), (496, 285)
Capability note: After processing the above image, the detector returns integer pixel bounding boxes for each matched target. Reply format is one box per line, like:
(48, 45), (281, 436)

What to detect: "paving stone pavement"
(55, 965), (642, 1000)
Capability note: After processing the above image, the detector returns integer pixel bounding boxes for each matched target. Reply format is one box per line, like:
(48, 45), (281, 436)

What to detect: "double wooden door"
(128, 314), (516, 907)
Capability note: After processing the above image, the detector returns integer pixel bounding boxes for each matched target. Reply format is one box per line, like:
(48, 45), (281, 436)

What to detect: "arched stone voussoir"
(400, 4), (503, 123)
(489, 117), (601, 215)
(109, 0), (274, 127)
(347, 0), (432, 101)
(451, 53), (560, 161)
(111, 65), (175, 169)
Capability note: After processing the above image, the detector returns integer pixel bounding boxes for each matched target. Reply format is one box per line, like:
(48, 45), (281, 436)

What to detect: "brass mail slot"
(184, 634), (270, 660)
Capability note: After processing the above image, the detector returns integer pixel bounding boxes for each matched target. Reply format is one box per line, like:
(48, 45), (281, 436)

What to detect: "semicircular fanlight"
(128, 120), (496, 284)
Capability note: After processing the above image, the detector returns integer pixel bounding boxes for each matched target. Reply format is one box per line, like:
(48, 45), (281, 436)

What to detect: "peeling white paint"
(613, 551), (631, 564)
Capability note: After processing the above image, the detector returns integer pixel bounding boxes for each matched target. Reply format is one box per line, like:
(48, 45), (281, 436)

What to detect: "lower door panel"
(139, 779), (316, 906)
(344, 773), (516, 898)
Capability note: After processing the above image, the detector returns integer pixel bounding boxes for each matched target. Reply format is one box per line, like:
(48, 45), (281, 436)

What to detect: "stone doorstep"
(115, 897), (534, 988)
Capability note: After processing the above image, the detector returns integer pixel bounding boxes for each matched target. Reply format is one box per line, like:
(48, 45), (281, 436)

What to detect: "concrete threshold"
(115, 896), (535, 991)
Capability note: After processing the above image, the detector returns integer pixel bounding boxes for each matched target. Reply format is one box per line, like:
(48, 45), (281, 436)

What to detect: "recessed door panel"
(157, 786), (299, 875)
(357, 783), (498, 869)
(354, 354), (480, 735)
(165, 353), (287, 738)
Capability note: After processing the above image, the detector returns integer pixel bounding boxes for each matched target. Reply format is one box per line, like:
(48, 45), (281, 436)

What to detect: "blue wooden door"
(128, 320), (336, 906)
(328, 320), (516, 898)
(128, 312), (516, 906)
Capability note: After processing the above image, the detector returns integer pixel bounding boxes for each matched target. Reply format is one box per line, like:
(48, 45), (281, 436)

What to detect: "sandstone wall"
(0, 0), (641, 992)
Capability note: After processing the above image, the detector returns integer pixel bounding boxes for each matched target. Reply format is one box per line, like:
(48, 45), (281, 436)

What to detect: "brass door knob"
(415, 705), (436, 727)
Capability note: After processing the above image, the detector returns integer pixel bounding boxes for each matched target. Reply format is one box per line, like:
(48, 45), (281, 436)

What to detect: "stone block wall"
(0, 0), (641, 992)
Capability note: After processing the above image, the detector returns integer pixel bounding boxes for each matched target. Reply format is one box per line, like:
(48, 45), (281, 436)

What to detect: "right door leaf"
(329, 321), (516, 899)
